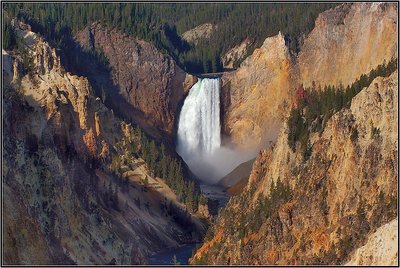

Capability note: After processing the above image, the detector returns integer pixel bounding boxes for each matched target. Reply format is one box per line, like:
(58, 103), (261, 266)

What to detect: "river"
(149, 183), (228, 264)
(149, 243), (200, 265)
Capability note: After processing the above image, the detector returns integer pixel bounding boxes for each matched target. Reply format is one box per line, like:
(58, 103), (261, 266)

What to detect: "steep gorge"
(3, 21), (204, 265)
(2, 3), (398, 266)
(192, 69), (398, 265)
(191, 2), (398, 265)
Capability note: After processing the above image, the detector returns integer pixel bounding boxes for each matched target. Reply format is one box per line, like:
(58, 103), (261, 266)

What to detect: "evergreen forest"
(3, 2), (336, 73)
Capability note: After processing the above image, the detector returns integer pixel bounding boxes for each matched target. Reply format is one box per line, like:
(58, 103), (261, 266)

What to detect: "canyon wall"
(192, 69), (398, 265)
(3, 22), (203, 265)
(222, 38), (252, 69)
(75, 23), (196, 141)
(194, 3), (398, 265)
(221, 32), (295, 148)
(299, 3), (398, 88)
(222, 2), (397, 148)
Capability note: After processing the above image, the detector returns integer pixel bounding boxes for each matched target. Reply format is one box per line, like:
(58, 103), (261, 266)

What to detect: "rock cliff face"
(298, 3), (398, 88)
(222, 39), (252, 69)
(75, 23), (196, 141)
(345, 219), (398, 266)
(222, 2), (397, 149)
(221, 32), (295, 148)
(3, 23), (203, 265)
(191, 70), (398, 265)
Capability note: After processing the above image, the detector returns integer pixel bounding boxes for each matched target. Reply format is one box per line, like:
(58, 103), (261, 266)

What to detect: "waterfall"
(177, 78), (221, 171)
(176, 77), (257, 184)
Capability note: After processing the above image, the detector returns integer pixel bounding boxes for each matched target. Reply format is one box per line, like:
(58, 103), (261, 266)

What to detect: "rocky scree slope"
(221, 2), (397, 149)
(3, 22), (203, 265)
(191, 70), (398, 265)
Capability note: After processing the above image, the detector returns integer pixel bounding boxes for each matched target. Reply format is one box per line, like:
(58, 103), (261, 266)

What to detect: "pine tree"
(3, 20), (17, 50)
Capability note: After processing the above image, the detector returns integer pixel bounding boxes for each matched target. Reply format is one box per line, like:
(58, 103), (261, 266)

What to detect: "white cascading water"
(177, 77), (258, 184)
(177, 78), (221, 157)
(177, 78), (221, 181)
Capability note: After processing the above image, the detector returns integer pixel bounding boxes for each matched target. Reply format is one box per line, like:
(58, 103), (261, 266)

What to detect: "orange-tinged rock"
(299, 3), (397, 89)
(265, 249), (279, 264)
(83, 128), (97, 156)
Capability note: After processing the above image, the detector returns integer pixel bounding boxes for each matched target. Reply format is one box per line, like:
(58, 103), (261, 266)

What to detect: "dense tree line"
(3, 18), (17, 50)
(287, 58), (398, 157)
(110, 126), (202, 213)
(138, 132), (200, 213)
(3, 3), (336, 73)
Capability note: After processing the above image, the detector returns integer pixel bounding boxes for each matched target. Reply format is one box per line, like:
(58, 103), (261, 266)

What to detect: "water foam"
(177, 78), (221, 158)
